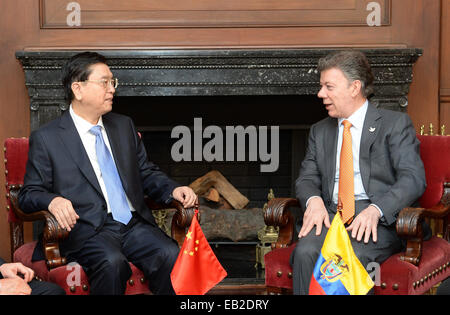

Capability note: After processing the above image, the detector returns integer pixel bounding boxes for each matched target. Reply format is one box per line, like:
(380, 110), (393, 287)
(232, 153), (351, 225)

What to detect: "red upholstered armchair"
(264, 134), (450, 295)
(4, 137), (194, 295)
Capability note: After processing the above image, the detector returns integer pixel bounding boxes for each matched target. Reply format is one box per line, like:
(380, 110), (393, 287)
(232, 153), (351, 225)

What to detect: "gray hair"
(318, 50), (375, 97)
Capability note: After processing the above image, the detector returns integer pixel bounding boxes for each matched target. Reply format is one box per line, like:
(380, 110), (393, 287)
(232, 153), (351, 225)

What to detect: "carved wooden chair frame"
(264, 185), (450, 294)
(7, 185), (195, 270)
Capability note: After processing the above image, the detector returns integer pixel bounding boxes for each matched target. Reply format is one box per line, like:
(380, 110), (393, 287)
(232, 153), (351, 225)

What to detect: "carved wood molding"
(40, 0), (391, 29)
(264, 197), (299, 249)
(170, 201), (196, 247)
(9, 188), (69, 269)
(16, 48), (422, 132)
(397, 192), (450, 266)
(9, 222), (24, 261)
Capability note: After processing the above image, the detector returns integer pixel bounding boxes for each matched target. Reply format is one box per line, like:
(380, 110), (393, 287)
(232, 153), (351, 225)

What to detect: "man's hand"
(0, 262), (34, 282)
(48, 197), (79, 232)
(172, 186), (197, 208)
(346, 205), (381, 243)
(298, 197), (331, 238)
(0, 278), (32, 295)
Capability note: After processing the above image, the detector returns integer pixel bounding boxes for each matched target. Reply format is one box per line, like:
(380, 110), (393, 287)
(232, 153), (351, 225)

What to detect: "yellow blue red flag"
(309, 214), (374, 295)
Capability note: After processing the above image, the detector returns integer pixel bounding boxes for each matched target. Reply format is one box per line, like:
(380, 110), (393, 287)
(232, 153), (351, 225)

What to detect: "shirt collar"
(338, 100), (368, 130)
(70, 105), (105, 134)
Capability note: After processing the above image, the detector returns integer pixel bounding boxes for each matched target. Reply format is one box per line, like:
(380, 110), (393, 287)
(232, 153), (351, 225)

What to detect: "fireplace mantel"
(16, 48), (422, 131)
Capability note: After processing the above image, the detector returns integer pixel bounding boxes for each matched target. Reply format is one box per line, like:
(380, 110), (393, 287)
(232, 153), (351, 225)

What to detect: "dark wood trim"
(40, 0), (391, 29)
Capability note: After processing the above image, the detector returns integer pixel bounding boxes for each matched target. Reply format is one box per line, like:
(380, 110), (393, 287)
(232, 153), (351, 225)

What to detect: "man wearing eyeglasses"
(18, 52), (197, 295)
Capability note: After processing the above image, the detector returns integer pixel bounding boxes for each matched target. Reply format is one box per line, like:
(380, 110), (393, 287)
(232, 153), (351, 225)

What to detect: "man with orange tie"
(290, 50), (426, 295)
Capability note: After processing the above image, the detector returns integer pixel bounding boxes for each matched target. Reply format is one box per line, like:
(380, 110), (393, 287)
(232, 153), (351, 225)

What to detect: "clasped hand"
(298, 197), (381, 243)
(172, 186), (197, 209)
(0, 262), (34, 295)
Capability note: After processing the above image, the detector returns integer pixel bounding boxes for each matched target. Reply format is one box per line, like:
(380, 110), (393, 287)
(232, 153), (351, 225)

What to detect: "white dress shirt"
(69, 105), (135, 213)
(332, 100), (369, 203)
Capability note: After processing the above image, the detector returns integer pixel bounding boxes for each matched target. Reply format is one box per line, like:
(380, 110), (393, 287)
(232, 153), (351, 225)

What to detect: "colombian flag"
(309, 214), (374, 295)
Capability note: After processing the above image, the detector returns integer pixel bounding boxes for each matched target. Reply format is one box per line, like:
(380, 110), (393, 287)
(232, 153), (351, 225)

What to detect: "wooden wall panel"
(440, 0), (450, 132)
(41, 0), (391, 28)
(390, 0), (441, 132)
(0, 0), (37, 261)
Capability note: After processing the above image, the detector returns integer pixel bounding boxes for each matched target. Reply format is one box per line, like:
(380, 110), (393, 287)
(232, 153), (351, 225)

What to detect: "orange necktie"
(338, 120), (355, 224)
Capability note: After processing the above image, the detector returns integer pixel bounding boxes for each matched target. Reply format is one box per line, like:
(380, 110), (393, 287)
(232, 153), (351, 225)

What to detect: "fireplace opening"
(113, 95), (326, 128)
(113, 95), (327, 207)
(113, 94), (326, 280)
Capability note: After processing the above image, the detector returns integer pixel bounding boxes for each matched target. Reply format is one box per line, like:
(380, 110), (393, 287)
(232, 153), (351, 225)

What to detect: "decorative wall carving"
(16, 48), (421, 131)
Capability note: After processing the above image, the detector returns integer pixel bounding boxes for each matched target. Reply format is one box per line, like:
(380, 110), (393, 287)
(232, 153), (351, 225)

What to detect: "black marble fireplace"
(16, 49), (421, 125)
(16, 48), (422, 280)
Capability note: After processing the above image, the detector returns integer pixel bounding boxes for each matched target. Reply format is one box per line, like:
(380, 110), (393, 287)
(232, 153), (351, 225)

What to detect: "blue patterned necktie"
(90, 125), (132, 225)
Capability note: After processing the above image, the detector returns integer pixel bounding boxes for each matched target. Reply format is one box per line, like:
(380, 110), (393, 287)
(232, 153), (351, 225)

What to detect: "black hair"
(61, 51), (108, 103)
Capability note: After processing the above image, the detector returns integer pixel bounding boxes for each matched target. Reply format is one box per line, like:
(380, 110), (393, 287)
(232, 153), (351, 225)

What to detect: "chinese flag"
(170, 210), (227, 295)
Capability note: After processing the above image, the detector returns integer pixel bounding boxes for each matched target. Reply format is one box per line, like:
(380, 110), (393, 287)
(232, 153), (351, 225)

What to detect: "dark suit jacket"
(296, 103), (426, 226)
(18, 111), (180, 260)
(0, 257), (6, 279)
(0, 257), (7, 279)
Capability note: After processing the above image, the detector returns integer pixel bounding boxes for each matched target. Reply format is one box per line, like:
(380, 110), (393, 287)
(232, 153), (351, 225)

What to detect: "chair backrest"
(417, 135), (450, 208)
(4, 137), (29, 223)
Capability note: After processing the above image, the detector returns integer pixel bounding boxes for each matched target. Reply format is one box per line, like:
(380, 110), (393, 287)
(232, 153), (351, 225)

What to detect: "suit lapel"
(359, 103), (381, 193)
(325, 118), (339, 201)
(102, 114), (130, 193)
(58, 111), (104, 197)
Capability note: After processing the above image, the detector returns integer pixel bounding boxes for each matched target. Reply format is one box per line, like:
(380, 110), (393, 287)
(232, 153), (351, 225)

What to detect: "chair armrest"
(170, 200), (196, 247)
(396, 202), (450, 266)
(9, 186), (51, 222)
(9, 187), (69, 269)
(10, 191), (194, 266)
(264, 197), (300, 249)
(144, 197), (195, 247)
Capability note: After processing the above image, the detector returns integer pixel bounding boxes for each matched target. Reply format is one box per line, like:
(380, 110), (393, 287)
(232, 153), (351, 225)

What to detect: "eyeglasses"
(83, 77), (118, 89)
